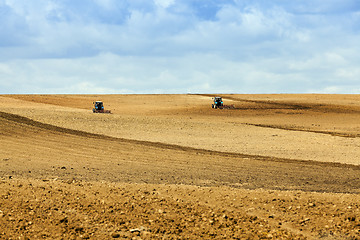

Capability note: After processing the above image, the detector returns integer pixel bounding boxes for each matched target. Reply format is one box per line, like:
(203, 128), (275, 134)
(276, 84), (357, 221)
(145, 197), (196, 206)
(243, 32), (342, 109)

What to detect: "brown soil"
(1, 94), (360, 239)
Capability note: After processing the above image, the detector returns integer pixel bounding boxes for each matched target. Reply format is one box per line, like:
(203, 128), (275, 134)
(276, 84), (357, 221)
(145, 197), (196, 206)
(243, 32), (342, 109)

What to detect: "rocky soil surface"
(1, 94), (360, 239)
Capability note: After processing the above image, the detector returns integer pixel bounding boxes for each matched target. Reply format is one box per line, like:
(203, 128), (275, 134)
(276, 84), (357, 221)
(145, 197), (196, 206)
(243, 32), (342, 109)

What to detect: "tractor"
(92, 101), (111, 113)
(212, 97), (223, 109)
(211, 97), (235, 109)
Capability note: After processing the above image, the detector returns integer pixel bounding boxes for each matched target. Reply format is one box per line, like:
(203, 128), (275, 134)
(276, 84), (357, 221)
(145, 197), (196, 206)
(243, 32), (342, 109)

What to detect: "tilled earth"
(2, 179), (360, 239)
(1, 94), (360, 239)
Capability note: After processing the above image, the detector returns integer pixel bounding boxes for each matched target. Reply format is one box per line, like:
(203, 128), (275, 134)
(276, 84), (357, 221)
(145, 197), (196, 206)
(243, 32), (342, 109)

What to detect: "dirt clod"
(111, 232), (120, 238)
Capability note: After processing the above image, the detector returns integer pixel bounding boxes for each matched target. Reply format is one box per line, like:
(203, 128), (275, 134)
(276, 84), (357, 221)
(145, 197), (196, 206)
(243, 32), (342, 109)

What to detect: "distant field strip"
(1, 110), (359, 170)
(3, 110), (360, 193)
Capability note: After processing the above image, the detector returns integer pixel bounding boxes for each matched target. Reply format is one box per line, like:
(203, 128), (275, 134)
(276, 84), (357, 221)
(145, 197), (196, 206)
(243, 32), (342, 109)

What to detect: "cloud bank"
(0, 0), (360, 93)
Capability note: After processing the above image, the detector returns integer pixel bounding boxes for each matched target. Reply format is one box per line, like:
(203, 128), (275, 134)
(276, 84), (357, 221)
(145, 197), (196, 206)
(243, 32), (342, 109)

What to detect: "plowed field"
(1, 94), (360, 239)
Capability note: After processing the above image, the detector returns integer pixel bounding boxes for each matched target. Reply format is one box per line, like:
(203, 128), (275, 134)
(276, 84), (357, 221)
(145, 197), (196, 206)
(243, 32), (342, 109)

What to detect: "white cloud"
(0, 0), (360, 93)
(154, 0), (175, 9)
(93, 0), (117, 11)
(0, 63), (12, 75)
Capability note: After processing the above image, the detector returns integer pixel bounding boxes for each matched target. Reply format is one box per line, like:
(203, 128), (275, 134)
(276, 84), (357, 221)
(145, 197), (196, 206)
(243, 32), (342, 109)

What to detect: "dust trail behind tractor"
(219, 105), (235, 109)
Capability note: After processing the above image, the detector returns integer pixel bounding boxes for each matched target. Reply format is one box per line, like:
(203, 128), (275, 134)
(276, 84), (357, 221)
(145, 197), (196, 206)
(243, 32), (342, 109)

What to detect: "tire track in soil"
(2, 110), (360, 171)
(243, 123), (360, 138)
(196, 94), (312, 110)
(196, 94), (360, 113)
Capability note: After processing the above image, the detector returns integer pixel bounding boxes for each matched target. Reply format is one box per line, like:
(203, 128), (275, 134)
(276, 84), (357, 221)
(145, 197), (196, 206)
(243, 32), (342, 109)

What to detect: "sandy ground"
(2, 94), (360, 164)
(1, 94), (360, 239)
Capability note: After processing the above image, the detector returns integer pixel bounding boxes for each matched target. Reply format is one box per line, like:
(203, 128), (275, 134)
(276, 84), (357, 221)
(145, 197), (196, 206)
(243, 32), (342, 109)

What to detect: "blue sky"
(0, 0), (360, 94)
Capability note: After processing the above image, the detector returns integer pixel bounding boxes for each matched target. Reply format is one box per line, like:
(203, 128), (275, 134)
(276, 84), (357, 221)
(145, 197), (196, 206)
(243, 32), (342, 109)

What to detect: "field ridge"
(2, 110), (359, 171)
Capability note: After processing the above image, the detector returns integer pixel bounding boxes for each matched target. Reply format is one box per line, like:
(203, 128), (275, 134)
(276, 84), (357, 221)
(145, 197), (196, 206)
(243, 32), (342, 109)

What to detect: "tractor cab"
(212, 97), (223, 109)
(94, 101), (104, 111)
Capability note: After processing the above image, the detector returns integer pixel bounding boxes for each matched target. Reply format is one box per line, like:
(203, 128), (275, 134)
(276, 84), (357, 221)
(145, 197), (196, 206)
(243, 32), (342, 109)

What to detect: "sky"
(0, 0), (360, 94)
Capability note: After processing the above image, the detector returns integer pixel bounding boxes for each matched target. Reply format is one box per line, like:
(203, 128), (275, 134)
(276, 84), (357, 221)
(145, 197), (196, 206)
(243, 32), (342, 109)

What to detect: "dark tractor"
(93, 101), (111, 113)
(212, 97), (223, 109)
